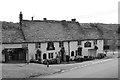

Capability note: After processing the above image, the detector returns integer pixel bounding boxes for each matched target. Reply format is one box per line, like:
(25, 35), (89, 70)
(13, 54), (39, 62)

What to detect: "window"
(59, 42), (64, 47)
(78, 40), (81, 45)
(118, 46), (120, 49)
(118, 26), (120, 33)
(35, 43), (41, 48)
(104, 40), (108, 45)
(43, 53), (47, 59)
(94, 40), (97, 45)
(84, 41), (91, 47)
(78, 47), (82, 56)
(48, 53), (53, 59)
(35, 50), (41, 60)
(103, 45), (110, 50)
(47, 42), (55, 50)
(71, 51), (74, 56)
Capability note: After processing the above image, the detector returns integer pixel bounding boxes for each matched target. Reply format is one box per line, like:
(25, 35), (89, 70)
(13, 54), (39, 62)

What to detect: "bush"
(74, 56), (83, 62)
(30, 59), (38, 63)
(43, 58), (60, 65)
(43, 59), (47, 64)
(97, 53), (105, 59)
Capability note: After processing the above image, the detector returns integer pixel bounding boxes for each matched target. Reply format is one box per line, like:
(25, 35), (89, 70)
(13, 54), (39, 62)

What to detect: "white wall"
(0, 44), (2, 62)
(40, 42), (47, 60)
(69, 41), (78, 59)
(81, 40), (94, 56)
(96, 40), (104, 53)
(27, 40), (104, 61)
(63, 42), (69, 55)
(28, 43), (36, 60)
(2, 44), (22, 49)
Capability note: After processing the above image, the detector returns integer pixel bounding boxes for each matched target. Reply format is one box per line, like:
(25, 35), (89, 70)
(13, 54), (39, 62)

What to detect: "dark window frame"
(47, 42), (55, 50)
(59, 41), (64, 47)
(43, 53), (47, 59)
(35, 43), (41, 48)
(78, 40), (81, 45)
(48, 53), (53, 59)
(94, 40), (97, 45)
(84, 41), (91, 47)
(71, 51), (74, 56)
(103, 45), (110, 50)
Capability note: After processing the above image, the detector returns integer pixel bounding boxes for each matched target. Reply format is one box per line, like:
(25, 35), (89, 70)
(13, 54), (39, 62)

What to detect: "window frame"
(43, 53), (47, 59)
(94, 40), (97, 45)
(71, 51), (74, 56)
(78, 40), (81, 45)
(48, 53), (53, 59)
(59, 41), (64, 47)
(84, 41), (91, 47)
(47, 42), (55, 50)
(35, 43), (41, 48)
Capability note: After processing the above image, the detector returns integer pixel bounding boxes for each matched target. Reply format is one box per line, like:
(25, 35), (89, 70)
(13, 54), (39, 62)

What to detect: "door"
(78, 47), (82, 56)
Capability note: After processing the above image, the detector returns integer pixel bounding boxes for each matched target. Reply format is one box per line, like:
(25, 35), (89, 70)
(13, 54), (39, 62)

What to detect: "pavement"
(2, 63), (60, 78)
(2, 50), (119, 78)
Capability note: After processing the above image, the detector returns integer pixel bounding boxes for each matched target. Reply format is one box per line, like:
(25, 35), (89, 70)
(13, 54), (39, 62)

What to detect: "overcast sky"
(0, 0), (119, 23)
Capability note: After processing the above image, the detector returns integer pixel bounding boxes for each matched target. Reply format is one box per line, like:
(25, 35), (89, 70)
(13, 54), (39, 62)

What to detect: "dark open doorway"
(2, 48), (27, 63)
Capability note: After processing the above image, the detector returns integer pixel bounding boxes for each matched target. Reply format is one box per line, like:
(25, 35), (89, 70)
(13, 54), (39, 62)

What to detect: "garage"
(2, 48), (27, 63)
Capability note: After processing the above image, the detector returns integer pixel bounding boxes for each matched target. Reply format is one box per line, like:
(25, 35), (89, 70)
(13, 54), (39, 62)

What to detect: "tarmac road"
(38, 58), (118, 78)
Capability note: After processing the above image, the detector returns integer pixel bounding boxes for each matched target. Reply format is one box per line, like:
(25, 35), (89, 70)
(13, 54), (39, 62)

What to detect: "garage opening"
(2, 48), (27, 63)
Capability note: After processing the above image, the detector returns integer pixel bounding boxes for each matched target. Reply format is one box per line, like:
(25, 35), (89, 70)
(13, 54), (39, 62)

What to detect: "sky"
(0, 0), (119, 23)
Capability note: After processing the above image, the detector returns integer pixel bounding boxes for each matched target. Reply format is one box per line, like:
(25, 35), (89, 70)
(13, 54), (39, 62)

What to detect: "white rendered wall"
(40, 42), (61, 60)
(28, 43), (36, 60)
(63, 42), (69, 55)
(2, 44), (22, 49)
(96, 40), (104, 54)
(69, 41), (78, 59)
(0, 44), (2, 62)
(81, 40), (94, 56)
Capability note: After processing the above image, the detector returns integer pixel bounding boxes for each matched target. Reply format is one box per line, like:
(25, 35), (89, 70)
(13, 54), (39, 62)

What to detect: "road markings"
(61, 59), (113, 73)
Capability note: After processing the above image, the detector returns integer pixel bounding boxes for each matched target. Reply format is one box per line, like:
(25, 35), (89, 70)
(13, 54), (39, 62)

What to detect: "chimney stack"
(43, 18), (47, 21)
(31, 16), (34, 21)
(19, 12), (23, 26)
(71, 18), (76, 22)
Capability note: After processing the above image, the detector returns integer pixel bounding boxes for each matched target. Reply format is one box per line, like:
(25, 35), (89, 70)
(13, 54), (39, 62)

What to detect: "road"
(39, 58), (118, 78)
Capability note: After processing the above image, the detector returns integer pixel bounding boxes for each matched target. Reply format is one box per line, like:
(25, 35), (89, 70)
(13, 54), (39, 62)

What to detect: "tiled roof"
(21, 20), (86, 42)
(2, 22), (25, 43)
(2, 20), (118, 43)
(97, 24), (118, 39)
(79, 23), (92, 28)
(82, 28), (101, 39)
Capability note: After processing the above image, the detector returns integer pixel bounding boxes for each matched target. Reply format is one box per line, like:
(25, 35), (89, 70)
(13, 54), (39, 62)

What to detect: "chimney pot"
(71, 19), (76, 22)
(31, 17), (33, 21)
(43, 18), (47, 20)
